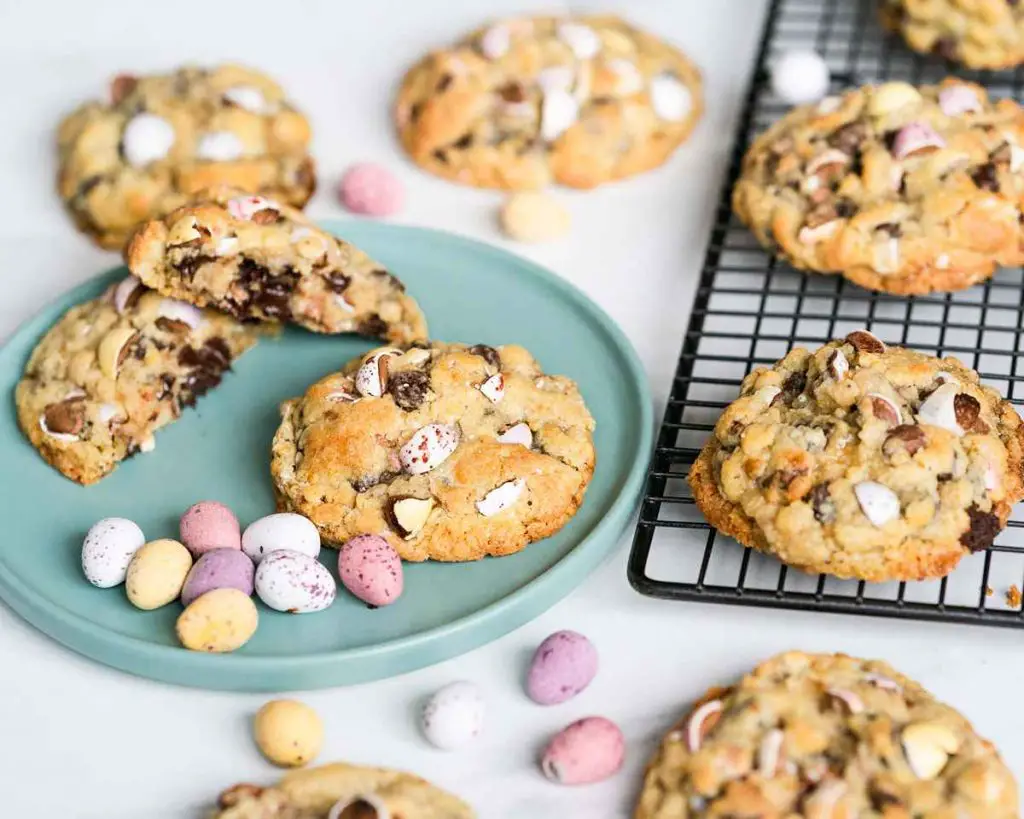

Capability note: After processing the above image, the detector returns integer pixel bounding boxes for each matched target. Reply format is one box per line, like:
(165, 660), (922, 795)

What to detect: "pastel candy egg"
(500, 192), (571, 243)
(338, 163), (405, 217)
(253, 699), (324, 768)
(122, 113), (175, 167)
(421, 681), (485, 750)
(255, 550), (336, 613)
(526, 630), (598, 705)
(338, 534), (403, 607)
(81, 517), (146, 588)
(770, 49), (830, 105)
(181, 548), (255, 607)
(125, 539), (193, 610)
(179, 501), (241, 557)
(541, 717), (625, 785)
(242, 513), (321, 563)
(176, 588), (258, 653)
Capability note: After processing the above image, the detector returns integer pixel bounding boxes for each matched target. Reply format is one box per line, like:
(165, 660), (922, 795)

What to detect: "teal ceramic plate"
(0, 223), (651, 691)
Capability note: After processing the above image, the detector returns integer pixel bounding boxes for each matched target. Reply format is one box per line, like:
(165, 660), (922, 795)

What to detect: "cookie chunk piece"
(16, 278), (256, 484)
(636, 651), (1018, 819)
(212, 762), (474, 819)
(395, 15), (702, 190)
(690, 331), (1024, 581)
(881, 0), (1024, 69)
(733, 79), (1024, 294)
(58, 64), (315, 250)
(125, 187), (427, 343)
(271, 343), (595, 561)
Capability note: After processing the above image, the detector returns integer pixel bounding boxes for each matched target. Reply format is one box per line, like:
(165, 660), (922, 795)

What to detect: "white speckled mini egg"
(242, 513), (321, 564)
(81, 517), (146, 588)
(254, 549), (336, 613)
(420, 681), (485, 751)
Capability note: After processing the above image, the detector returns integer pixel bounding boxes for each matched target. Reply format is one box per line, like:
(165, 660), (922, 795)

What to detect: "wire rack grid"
(628, 0), (1024, 628)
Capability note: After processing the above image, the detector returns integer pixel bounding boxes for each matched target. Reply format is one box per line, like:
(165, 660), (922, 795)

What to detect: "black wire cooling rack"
(628, 0), (1024, 628)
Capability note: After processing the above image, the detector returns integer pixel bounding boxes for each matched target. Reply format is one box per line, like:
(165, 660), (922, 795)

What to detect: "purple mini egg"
(527, 630), (598, 705)
(180, 548), (255, 606)
(338, 534), (403, 607)
(541, 716), (625, 785)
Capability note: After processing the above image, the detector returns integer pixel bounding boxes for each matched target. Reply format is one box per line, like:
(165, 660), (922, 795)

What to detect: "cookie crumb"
(985, 585), (994, 597)
(1006, 585), (1021, 608)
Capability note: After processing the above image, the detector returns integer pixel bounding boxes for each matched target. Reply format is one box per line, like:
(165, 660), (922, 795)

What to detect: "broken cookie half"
(124, 186), (428, 344)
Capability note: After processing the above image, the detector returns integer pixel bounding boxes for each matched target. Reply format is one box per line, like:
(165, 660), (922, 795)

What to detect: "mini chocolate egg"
(242, 513), (320, 564)
(176, 588), (258, 653)
(82, 517), (146, 588)
(125, 538), (193, 610)
(770, 49), (830, 105)
(179, 500), (241, 557)
(541, 716), (625, 785)
(253, 699), (324, 768)
(255, 550), (336, 613)
(181, 548), (255, 607)
(527, 630), (598, 705)
(420, 681), (484, 751)
(338, 534), (403, 607)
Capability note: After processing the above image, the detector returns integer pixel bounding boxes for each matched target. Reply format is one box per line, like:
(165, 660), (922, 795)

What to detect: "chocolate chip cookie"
(212, 762), (474, 819)
(733, 79), (1024, 294)
(16, 278), (257, 484)
(124, 187), (427, 343)
(881, 0), (1024, 69)
(395, 15), (702, 190)
(271, 342), (595, 561)
(636, 651), (1018, 819)
(690, 331), (1024, 581)
(58, 64), (315, 250)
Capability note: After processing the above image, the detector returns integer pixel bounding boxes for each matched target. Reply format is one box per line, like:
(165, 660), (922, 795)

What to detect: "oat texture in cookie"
(881, 0), (1024, 69)
(635, 651), (1018, 819)
(395, 15), (702, 190)
(733, 79), (1024, 294)
(689, 331), (1024, 582)
(58, 64), (315, 250)
(125, 186), (427, 344)
(15, 278), (256, 485)
(271, 342), (595, 562)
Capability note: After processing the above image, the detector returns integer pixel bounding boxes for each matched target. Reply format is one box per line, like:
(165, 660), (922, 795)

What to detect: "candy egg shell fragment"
(113, 276), (142, 315)
(125, 539), (193, 610)
(255, 550), (337, 613)
(179, 501), (241, 557)
(497, 422), (532, 447)
(527, 630), (599, 705)
(82, 517), (146, 588)
(478, 374), (505, 403)
(355, 349), (401, 397)
(649, 74), (693, 122)
(241, 513), (321, 563)
(687, 699), (723, 752)
(400, 423), (459, 475)
(253, 699), (324, 768)
(476, 478), (526, 517)
(916, 383), (963, 435)
(854, 481), (901, 527)
(541, 717), (625, 785)
(176, 588), (258, 653)
(181, 548), (256, 607)
(328, 795), (389, 819)
(421, 681), (485, 750)
(338, 534), (404, 607)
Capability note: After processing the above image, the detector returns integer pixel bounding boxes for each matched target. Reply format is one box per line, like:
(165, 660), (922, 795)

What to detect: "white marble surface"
(2, 2), (1023, 817)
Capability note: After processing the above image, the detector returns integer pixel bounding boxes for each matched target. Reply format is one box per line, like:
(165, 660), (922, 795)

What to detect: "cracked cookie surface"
(690, 331), (1024, 581)
(395, 14), (702, 190)
(636, 651), (1018, 819)
(733, 80), (1024, 294)
(211, 762), (474, 819)
(58, 64), (315, 250)
(270, 342), (595, 562)
(16, 279), (257, 485)
(125, 186), (427, 344)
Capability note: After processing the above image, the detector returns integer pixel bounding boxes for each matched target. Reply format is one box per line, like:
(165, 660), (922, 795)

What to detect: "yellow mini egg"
(125, 538), (193, 610)
(253, 699), (324, 768)
(175, 588), (258, 653)
(499, 192), (571, 243)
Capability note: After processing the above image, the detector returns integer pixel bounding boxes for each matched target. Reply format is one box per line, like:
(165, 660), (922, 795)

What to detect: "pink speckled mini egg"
(541, 717), (625, 785)
(338, 163), (405, 217)
(527, 630), (598, 705)
(338, 534), (403, 607)
(179, 501), (240, 557)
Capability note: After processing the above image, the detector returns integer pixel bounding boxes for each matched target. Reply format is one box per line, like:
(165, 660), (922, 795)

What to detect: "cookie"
(270, 342), (595, 562)
(689, 331), (1024, 582)
(395, 15), (702, 190)
(124, 187), (427, 344)
(733, 79), (1024, 294)
(636, 651), (1018, 819)
(211, 762), (474, 818)
(58, 64), (315, 250)
(881, 0), (1024, 69)
(15, 278), (256, 484)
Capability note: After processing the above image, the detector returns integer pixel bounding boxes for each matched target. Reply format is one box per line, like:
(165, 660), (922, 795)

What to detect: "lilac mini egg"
(526, 630), (598, 705)
(181, 548), (255, 606)
(541, 716), (625, 785)
(338, 534), (403, 607)
(179, 501), (241, 557)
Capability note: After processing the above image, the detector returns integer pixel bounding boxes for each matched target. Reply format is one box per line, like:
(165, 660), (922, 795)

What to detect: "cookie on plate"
(125, 187), (427, 344)
(689, 331), (1024, 581)
(212, 762), (474, 818)
(636, 651), (1018, 819)
(880, 0), (1024, 69)
(395, 15), (702, 190)
(271, 342), (595, 561)
(58, 64), (315, 250)
(733, 79), (1024, 294)
(16, 278), (257, 484)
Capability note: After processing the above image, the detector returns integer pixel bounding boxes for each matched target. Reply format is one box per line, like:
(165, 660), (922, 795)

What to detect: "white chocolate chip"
(756, 386), (782, 406)
(328, 795), (390, 819)
(112, 276), (142, 315)
(650, 74), (692, 122)
(290, 227), (313, 242)
(475, 478), (525, 517)
(804, 780), (847, 819)
(223, 84), (269, 114)
(816, 95), (842, 114)
(480, 25), (511, 59)
(196, 131), (245, 162)
(806, 149), (850, 176)
(215, 236), (239, 256)
(138, 435), (156, 453)
(686, 700), (723, 753)
(867, 82), (922, 117)
(540, 89), (579, 142)
(758, 729), (784, 778)
(97, 403), (126, 425)
(497, 422), (532, 447)
(333, 294), (355, 314)
(917, 382), (963, 436)
(401, 348), (432, 368)
(355, 349), (401, 398)
(872, 236), (900, 275)
(798, 220), (841, 244)
(935, 253), (950, 269)
(391, 496), (434, 539)
(984, 464), (1001, 491)
(227, 195), (279, 221)
(854, 481), (900, 527)
(827, 688), (864, 714)
(902, 722), (960, 780)
(400, 423), (460, 475)
(167, 216), (203, 247)
(157, 298), (204, 330)
(97, 326), (139, 379)
(478, 373), (505, 403)
(537, 66), (575, 94)
(557, 22), (601, 59)
(607, 58), (644, 95)
(121, 113), (175, 167)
